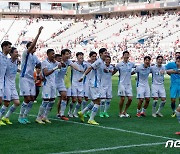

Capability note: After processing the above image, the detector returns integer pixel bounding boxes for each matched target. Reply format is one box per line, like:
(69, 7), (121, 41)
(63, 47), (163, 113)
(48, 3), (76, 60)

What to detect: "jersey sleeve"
(165, 62), (172, 70)
(41, 61), (48, 70)
(133, 65), (139, 73)
(34, 55), (41, 65)
(67, 59), (73, 66)
(91, 59), (101, 69)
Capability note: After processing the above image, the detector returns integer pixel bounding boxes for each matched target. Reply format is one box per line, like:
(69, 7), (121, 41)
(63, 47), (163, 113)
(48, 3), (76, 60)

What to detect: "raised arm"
(79, 66), (93, 82)
(28, 26), (43, 53)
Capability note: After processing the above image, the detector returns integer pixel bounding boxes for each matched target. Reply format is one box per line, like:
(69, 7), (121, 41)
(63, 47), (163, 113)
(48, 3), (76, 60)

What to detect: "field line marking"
(14, 112), (179, 140)
(51, 142), (166, 154)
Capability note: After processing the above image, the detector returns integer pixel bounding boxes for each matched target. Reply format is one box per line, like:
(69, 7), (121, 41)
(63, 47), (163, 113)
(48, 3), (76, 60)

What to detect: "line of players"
(0, 27), (180, 134)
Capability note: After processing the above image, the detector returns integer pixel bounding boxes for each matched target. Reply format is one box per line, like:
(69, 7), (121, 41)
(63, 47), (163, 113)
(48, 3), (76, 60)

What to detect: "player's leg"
(99, 99), (105, 118)
(83, 96), (89, 117)
(73, 96), (82, 118)
(175, 104), (180, 135)
(152, 84), (158, 117)
(104, 98), (111, 118)
(60, 91), (69, 120)
(141, 86), (150, 116)
(118, 85), (126, 117)
(123, 96), (132, 118)
(57, 95), (61, 118)
(3, 99), (20, 125)
(170, 85), (177, 117)
(136, 86), (144, 117)
(0, 100), (10, 126)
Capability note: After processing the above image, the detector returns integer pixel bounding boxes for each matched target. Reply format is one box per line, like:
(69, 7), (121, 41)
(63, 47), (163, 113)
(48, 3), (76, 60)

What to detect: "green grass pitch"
(0, 75), (179, 154)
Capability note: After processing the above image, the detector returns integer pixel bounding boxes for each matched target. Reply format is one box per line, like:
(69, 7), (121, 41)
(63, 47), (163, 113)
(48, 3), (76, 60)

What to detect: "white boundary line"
(14, 112), (179, 141)
(51, 142), (166, 154)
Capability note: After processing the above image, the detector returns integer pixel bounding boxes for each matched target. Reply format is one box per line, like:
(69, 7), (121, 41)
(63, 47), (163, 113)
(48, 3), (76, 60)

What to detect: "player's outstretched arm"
(43, 63), (61, 77)
(28, 26), (43, 53)
(79, 66), (93, 82)
(70, 63), (84, 72)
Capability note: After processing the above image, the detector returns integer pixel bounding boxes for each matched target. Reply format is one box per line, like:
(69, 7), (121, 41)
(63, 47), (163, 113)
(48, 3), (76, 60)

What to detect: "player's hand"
(58, 63), (62, 69)
(38, 26), (43, 34)
(160, 70), (165, 75)
(79, 78), (83, 82)
(79, 69), (84, 73)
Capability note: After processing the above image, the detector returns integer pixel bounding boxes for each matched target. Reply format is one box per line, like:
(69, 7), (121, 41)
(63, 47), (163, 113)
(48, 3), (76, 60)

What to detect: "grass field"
(0, 75), (180, 154)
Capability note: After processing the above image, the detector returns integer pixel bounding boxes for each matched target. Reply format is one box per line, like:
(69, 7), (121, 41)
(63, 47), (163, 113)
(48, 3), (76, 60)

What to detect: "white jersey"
(55, 59), (72, 85)
(42, 59), (58, 87)
(0, 52), (8, 89)
(72, 61), (87, 87)
(116, 61), (135, 85)
(20, 50), (40, 80)
(150, 65), (165, 85)
(83, 61), (91, 85)
(89, 58), (104, 88)
(134, 64), (151, 87)
(101, 64), (114, 87)
(5, 58), (18, 89)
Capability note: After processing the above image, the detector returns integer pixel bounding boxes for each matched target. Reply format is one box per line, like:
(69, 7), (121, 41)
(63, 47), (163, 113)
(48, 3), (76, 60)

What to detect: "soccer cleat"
(35, 118), (45, 124)
(156, 112), (163, 117)
(42, 118), (51, 123)
(119, 114), (126, 118)
(60, 116), (69, 121)
(34, 100), (37, 103)
(68, 112), (73, 118)
(140, 112), (146, 117)
(136, 113), (141, 117)
(99, 112), (104, 118)
(104, 112), (110, 118)
(123, 112), (130, 118)
(23, 118), (31, 124)
(2, 117), (12, 125)
(56, 114), (61, 118)
(0, 120), (6, 126)
(73, 113), (78, 118)
(18, 118), (26, 124)
(175, 132), (180, 135)
(88, 120), (99, 125)
(171, 112), (176, 118)
(84, 112), (88, 118)
(152, 113), (157, 118)
(78, 111), (84, 122)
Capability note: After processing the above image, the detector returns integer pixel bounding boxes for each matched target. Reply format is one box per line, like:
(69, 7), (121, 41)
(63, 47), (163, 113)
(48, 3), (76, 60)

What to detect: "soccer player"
(36, 49), (61, 124)
(68, 52), (87, 118)
(131, 56), (151, 117)
(151, 56), (166, 117)
(18, 26), (43, 124)
(56, 49), (83, 120)
(82, 51), (97, 118)
(99, 56), (114, 118)
(0, 47), (21, 126)
(0, 41), (12, 113)
(78, 48), (108, 125)
(113, 51), (135, 118)
(164, 52), (180, 117)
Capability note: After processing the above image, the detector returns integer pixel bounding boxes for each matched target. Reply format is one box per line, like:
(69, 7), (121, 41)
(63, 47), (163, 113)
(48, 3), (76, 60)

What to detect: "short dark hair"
(176, 56), (180, 61)
(106, 55), (111, 59)
(61, 49), (71, 55)
(144, 56), (151, 61)
(10, 47), (17, 54)
(26, 41), (32, 49)
(1, 41), (12, 49)
(76, 52), (84, 57)
(123, 51), (129, 56)
(47, 49), (54, 55)
(89, 51), (97, 57)
(156, 55), (163, 60)
(55, 54), (61, 59)
(175, 51), (180, 55)
(35, 63), (41, 69)
(99, 48), (107, 55)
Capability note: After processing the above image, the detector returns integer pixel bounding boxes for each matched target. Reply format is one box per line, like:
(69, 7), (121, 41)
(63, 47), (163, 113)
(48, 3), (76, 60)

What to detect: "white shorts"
(71, 85), (84, 97)
(136, 85), (150, 98)
(20, 77), (35, 96)
(42, 84), (56, 99)
(89, 87), (101, 100)
(101, 86), (112, 99)
(67, 87), (72, 97)
(84, 83), (89, 97)
(118, 84), (133, 97)
(3, 88), (19, 101)
(151, 84), (166, 98)
(56, 81), (67, 92)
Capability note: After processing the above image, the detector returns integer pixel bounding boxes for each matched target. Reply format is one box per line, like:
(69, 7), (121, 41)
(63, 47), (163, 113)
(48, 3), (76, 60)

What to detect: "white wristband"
(81, 74), (86, 79)
(53, 65), (58, 71)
